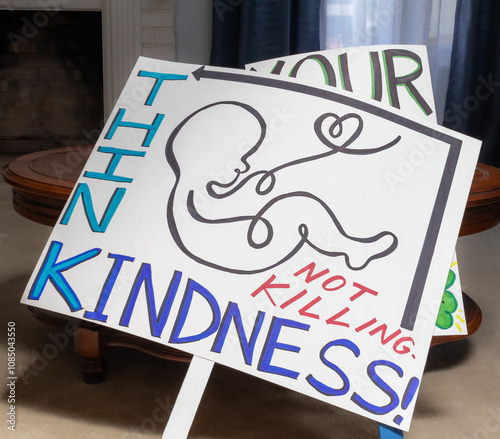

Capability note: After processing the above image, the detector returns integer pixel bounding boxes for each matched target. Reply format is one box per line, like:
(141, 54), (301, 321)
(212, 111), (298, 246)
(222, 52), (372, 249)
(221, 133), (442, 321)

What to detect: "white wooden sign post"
(161, 356), (214, 438)
(22, 48), (480, 436)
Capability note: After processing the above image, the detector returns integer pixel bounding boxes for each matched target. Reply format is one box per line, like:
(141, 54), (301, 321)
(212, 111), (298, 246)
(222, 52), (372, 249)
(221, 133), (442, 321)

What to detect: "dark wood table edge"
(27, 306), (192, 383)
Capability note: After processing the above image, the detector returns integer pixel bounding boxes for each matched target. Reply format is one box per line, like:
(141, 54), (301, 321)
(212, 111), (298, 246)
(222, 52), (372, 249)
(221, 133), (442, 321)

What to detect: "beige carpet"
(1, 152), (499, 438)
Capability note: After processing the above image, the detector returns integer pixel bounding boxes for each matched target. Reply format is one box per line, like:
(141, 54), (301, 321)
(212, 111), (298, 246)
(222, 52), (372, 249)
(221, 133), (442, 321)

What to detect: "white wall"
(142, 0), (176, 61)
(174, 0), (212, 65)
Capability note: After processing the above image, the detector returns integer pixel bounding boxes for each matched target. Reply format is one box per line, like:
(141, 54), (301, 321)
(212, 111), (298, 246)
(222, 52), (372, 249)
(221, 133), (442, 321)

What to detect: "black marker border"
(192, 66), (463, 330)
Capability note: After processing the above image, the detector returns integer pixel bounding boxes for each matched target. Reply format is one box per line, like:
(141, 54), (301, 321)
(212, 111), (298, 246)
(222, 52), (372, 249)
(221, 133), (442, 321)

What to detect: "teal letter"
(29, 241), (101, 312)
(105, 108), (165, 147)
(60, 183), (126, 233)
(84, 146), (146, 183)
(138, 70), (188, 106)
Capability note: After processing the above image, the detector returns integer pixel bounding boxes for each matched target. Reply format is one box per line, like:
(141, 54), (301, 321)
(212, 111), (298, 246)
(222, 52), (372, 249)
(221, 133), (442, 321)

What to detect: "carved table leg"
(73, 325), (107, 384)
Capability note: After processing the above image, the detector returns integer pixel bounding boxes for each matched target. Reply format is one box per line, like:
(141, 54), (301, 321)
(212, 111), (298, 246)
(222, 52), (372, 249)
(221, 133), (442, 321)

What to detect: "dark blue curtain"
(443, 0), (500, 167)
(210, 0), (321, 69)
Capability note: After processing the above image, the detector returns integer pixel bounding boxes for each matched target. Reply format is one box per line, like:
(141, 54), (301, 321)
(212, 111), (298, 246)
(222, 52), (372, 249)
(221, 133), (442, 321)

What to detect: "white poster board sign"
(21, 56), (480, 431)
(248, 45), (468, 337)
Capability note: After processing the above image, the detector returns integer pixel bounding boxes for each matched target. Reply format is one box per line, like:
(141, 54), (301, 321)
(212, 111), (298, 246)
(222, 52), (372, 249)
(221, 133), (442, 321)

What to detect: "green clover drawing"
(436, 269), (458, 330)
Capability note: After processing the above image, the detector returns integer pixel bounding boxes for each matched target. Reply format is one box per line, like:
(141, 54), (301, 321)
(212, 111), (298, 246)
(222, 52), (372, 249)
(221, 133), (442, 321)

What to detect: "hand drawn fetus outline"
(165, 101), (399, 275)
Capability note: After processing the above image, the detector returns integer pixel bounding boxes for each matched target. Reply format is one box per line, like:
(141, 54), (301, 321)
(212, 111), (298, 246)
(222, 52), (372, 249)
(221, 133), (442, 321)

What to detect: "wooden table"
(4, 146), (497, 381)
(2, 146), (193, 383)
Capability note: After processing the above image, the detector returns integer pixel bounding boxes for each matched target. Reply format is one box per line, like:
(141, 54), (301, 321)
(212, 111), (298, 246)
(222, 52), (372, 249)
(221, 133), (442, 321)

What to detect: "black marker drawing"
(189, 68), (462, 331)
(166, 101), (399, 275)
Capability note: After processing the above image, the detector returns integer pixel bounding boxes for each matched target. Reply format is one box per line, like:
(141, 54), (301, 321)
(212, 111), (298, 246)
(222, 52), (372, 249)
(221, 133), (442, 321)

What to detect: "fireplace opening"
(0, 10), (104, 154)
